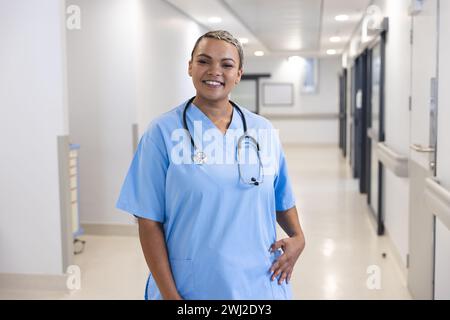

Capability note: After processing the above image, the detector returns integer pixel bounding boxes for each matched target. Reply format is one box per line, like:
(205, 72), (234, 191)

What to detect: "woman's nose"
(207, 64), (222, 75)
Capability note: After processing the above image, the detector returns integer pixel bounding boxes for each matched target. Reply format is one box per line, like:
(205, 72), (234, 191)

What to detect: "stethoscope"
(182, 97), (264, 186)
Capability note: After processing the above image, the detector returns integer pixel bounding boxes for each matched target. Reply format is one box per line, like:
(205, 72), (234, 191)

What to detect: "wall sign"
(262, 83), (294, 106)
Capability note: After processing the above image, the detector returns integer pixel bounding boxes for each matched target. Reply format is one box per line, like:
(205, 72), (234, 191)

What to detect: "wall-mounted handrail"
(424, 178), (450, 231)
(376, 142), (409, 178)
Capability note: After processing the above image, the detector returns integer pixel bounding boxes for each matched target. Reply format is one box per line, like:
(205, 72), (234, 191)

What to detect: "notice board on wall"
(262, 83), (294, 106)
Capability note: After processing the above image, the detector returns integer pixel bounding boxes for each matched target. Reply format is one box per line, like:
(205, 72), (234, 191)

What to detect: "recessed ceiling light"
(208, 16), (222, 23)
(335, 15), (349, 21)
(238, 38), (249, 44)
(288, 56), (302, 63)
(330, 36), (341, 43)
(327, 49), (337, 55)
(254, 51), (264, 57)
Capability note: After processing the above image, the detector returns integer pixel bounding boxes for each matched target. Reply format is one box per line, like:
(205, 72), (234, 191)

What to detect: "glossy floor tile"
(283, 145), (411, 299)
(0, 146), (411, 299)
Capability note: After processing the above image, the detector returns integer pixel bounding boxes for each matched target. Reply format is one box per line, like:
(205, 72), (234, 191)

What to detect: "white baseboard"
(0, 273), (69, 292)
(81, 223), (138, 237)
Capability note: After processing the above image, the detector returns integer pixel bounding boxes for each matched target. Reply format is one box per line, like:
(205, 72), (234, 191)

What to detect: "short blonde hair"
(190, 30), (244, 70)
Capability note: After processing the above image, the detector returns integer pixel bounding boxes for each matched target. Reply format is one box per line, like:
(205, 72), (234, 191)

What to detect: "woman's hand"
(269, 235), (305, 285)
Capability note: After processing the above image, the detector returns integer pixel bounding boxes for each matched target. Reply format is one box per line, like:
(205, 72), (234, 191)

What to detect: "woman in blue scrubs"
(116, 30), (305, 300)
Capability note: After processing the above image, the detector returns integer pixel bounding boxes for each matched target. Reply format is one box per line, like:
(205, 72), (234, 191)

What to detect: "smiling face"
(188, 38), (243, 106)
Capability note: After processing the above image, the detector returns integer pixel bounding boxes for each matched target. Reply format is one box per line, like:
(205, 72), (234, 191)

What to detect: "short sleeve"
(274, 145), (296, 212)
(116, 127), (168, 223)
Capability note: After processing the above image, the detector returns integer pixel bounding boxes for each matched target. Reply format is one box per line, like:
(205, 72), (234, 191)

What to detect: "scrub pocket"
(269, 249), (292, 300)
(170, 259), (195, 299)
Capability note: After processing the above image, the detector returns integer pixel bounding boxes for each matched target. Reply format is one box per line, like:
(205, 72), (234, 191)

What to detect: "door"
(353, 50), (369, 193)
(408, 0), (439, 300)
(434, 0), (450, 300)
(231, 79), (258, 113)
(347, 65), (354, 165)
(366, 37), (386, 235)
(350, 65), (356, 175)
(339, 70), (347, 157)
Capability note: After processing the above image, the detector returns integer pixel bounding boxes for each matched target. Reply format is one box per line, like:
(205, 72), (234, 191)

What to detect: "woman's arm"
(276, 206), (304, 238)
(269, 206), (306, 285)
(137, 217), (182, 300)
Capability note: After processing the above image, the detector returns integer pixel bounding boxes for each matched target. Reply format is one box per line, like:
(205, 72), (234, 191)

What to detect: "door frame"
(378, 30), (387, 236)
(353, 49), (369, 193)
(241, 74), (271, 114)
(365, 31), (387, 235)
(339, 69), (348, 157)
(350, 65), (356, 177)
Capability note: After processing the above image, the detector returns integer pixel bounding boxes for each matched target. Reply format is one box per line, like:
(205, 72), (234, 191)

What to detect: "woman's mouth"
(202, 80), (224, 88)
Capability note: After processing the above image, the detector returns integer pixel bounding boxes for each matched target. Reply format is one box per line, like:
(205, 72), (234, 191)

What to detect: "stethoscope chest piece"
(192, 151), (208, 165)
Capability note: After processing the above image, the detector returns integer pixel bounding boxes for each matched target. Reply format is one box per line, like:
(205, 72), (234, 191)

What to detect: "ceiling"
(164, 0), (371, 57)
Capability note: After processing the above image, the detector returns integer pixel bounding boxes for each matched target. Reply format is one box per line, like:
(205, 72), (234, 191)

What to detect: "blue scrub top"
(116, 99), (296, 300)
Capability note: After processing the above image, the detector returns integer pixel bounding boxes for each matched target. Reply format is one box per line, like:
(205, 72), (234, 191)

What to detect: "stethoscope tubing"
(183, 96), (257, 149)
(182, 96), (263, 185)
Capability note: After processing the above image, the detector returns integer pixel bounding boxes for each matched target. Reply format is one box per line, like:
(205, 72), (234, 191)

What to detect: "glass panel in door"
(230, 79), (257, 113)
(369, 43), (381, 215)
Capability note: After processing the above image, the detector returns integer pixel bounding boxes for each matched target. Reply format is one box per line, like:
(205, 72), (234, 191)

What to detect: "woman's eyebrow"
(222, 58), (236, 63)
(196, 54), (212, 59)
(196, 54), (235, 63)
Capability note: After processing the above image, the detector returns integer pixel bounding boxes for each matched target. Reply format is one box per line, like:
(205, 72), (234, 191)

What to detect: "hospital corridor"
(1, 0), (450, 301)
(0, 146), (411, 299)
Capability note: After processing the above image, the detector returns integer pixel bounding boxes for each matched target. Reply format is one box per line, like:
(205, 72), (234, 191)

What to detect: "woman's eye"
(223, 64), (233, 68)
(198, 60), (207, 64)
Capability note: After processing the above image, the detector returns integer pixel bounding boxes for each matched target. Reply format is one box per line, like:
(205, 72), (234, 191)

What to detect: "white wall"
(244, 56), (341, 144)
(377, 0), (411, 267)
(434, 0), (450, 300)
(136, 0), (202, 136)
(67, 0), (140, 226)
(343, 0), (412, 267)
(0, 0), (68, 274)
(437, 0), (450, 190)
(66, 0), (203, 225)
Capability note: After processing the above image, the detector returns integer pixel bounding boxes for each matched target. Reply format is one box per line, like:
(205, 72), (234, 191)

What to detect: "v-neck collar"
(187, 102), (239, 136)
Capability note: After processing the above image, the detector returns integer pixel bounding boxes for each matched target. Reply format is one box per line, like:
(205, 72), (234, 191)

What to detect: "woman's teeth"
(203, 80), (223, 86)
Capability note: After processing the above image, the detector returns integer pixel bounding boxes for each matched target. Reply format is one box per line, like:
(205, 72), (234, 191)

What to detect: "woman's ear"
(235, 68), (243, 84)
(188, 60), (193, 77)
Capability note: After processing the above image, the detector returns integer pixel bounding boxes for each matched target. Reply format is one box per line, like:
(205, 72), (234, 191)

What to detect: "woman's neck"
(192, 96), (232, 122)
(192, 96), (233, 134)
